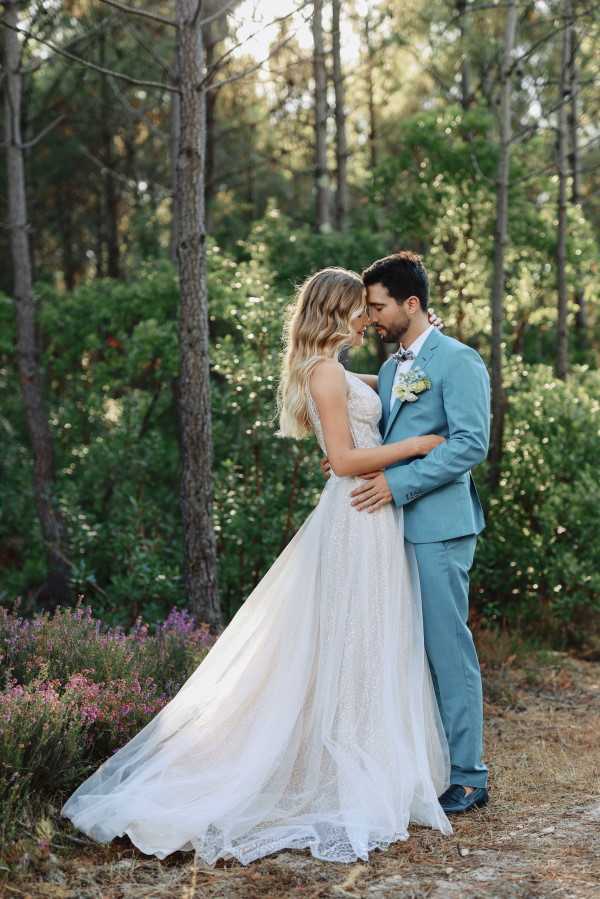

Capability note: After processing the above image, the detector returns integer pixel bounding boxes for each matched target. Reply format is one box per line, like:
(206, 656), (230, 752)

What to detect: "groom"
(347, 251), (489, 814)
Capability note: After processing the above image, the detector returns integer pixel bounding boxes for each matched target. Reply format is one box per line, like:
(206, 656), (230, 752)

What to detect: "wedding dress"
(61, 369), (452, 865)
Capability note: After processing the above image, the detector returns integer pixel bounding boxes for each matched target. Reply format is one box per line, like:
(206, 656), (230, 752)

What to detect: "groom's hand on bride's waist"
(350, 471), (392, 512)
(320, 456), (331, 479)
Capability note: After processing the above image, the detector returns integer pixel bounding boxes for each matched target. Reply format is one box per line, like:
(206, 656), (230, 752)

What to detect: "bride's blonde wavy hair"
(277, 267), (365, 439)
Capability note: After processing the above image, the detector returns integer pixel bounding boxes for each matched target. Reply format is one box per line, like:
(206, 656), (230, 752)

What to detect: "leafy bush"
(0, 603), (215, 847)
(472, 362), (600, 643)
(1, 226), (598, 638)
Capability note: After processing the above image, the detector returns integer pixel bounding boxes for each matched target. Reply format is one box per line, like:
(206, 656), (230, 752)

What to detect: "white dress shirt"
(390, 324), (435, 411)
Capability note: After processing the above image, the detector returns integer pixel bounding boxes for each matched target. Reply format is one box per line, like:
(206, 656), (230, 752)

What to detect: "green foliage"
(250, 203), (389, 294)
(208, 238), (324, 617)
(0, 265), (184, 621)
(473, 363), (600, 643)
(371, 106), (498, 244)
(0, 604), (214, 849)
(1, 215), (598, 640)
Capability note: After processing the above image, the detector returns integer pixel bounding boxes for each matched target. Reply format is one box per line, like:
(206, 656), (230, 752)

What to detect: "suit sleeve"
(384, 347), (490, 507)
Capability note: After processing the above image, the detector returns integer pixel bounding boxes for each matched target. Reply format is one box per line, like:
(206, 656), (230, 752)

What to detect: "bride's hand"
(415, 434), (445, 455)
(320, 456), (331, 479)
(428, 308), (445, 330)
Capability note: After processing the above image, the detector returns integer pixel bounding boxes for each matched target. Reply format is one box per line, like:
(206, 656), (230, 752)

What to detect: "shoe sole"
(444, 796), (489, 815)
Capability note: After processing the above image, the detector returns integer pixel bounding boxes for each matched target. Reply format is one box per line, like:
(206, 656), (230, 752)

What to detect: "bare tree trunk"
(2, 0), (70, 606)
(312, 0), (330, 231)
(204, 30), (217, 234)
(174, 0), (222, 630)
(95, 188), (105, 278)
(364, 11), (378, 171)
(99, 30), (121, 279)
(456, 0), (472, 110)
(169, 56), (181, 265)
(332, 0), (348, 231)
(555, 0), (571, 381)
(488, 0), (517, 486)
(568, 13), (587, 345)
(60, 193), (77, 290)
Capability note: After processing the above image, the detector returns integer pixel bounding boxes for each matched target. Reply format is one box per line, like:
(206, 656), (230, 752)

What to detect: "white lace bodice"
(307, 369), (383, 455)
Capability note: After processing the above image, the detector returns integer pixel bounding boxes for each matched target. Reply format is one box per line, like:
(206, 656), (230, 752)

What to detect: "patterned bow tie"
(391, 347), (415, 364)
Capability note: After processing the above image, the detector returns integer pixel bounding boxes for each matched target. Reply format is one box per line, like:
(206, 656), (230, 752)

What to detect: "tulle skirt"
(61, 473), (452, 865)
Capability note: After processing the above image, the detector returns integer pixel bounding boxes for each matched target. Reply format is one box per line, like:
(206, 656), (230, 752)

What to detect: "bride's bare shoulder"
(309, 359), (347, 399)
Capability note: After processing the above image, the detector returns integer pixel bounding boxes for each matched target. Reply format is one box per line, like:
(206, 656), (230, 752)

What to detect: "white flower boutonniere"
(393, 366), (432, 403)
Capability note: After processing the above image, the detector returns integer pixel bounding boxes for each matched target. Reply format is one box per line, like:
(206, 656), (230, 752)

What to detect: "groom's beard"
(376, 324), (409, 344)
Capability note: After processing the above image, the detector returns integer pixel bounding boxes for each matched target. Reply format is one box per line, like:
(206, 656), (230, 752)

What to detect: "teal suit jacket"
(379, 329), (490, 544)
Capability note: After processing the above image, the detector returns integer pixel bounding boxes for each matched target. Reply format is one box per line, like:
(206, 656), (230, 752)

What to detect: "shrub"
(0, 603), (216, 848)
(472, 362), (600, 643)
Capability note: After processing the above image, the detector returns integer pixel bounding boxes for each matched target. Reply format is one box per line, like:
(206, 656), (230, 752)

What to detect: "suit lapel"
(382, 329), (441, 441)
(379, 359), (396, 435)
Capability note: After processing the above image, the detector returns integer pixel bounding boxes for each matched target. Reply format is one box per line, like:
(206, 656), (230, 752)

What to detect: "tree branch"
(0, 18), (180, 93)
(509, 5), (597, 74)
(205, 1), (311, 83)
(106, 74), (166, 137)
(204, 2), (312, 92)
(195, 0), (239, 28)
(510, 134), (600, 186)
(20, 113), (65, 149)
(97, 0), (177, 29)
(19, 12), (118, 75)
(76, 137), (172, 198)
(510, 93), (573, 145)
(121, 19), (173, 78)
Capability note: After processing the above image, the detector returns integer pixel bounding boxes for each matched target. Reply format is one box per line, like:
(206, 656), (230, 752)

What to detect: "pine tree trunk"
(2, 0), (70, 607)
(332, 0), (348, 231)
(555, 0), (571, 380)
(364, 11), (378, 171)
(489, 0), (518, 486)
(99, 31), (121, 279)
(60, 194), (77, 291)
(568, 12), (587, 344)
(94, 188), (105, 277)
(204, 24), (217, 234)
(174, 0), (222, 630)
(169, 54), (181, 265)
(312, 0), (330, 231)
(456, 0), (472, 110)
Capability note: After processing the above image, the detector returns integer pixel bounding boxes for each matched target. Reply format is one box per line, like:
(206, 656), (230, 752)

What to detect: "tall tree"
(567, 10), (587, 344)
(174, 0), (221, 629)
(312, 0), (330, 231)
(363, 9), (378, 171)
(331, 0), (348, 230)
(489, 0), (518, 485)
(98, 28), (121, 279)
(203, 7), (233, 233)
(456, 0), (472, 110)
(555, 0), (572, 380)
(169, 50), (181, 264)
(2, 0), (71, 606)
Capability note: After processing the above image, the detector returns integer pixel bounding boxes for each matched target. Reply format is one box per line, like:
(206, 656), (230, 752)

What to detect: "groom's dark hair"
(362, 251), (429, 311)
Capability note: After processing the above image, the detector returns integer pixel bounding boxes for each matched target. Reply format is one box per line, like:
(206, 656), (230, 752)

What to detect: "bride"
(61, 267), (453, 865)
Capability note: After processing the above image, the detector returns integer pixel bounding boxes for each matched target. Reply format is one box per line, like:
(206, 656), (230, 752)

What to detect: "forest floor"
(2, 636), (600, 899)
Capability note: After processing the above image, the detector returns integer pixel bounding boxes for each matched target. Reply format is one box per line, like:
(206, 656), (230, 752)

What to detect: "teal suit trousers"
(413, 536), (488, 788)
(379, 329), (490, 789)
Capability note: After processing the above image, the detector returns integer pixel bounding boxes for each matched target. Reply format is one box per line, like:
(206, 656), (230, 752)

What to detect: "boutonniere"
(393, 366), (432, 403)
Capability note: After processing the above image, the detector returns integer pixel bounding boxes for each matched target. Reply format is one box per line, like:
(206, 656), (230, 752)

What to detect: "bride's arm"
(348, 373), (378, 392)
(310, 361), (443, 478)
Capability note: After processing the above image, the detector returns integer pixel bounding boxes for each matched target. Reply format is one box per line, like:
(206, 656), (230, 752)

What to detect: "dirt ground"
(2, 643), (600, 899)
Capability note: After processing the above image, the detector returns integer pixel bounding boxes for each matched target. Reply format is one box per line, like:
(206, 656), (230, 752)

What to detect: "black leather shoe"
(438, 784), (489, 814)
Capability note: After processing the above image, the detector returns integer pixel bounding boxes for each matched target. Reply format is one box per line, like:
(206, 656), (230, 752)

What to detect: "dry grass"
(2, 639), (600, 899)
